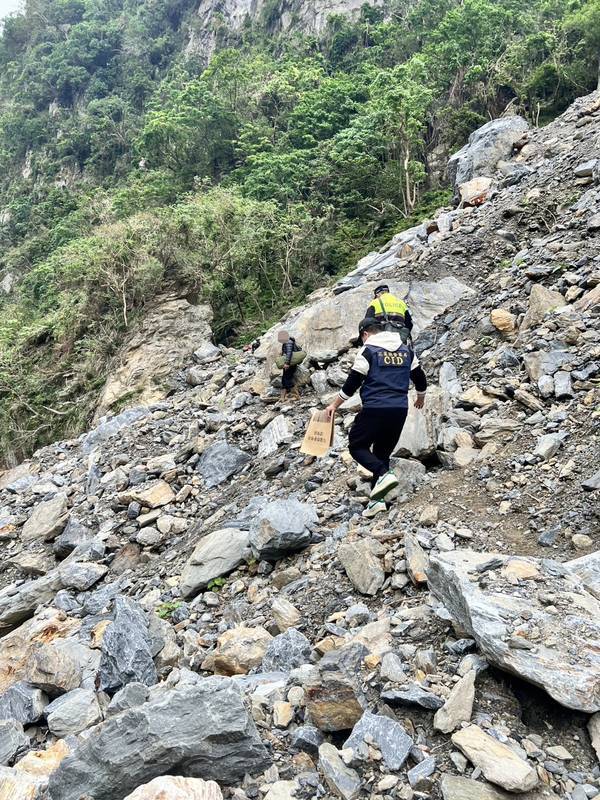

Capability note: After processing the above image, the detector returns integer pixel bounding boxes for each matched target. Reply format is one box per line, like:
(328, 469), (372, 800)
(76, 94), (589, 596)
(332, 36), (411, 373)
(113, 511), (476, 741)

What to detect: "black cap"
(353, 316), (381, 346)
(374, 284), (389, 296)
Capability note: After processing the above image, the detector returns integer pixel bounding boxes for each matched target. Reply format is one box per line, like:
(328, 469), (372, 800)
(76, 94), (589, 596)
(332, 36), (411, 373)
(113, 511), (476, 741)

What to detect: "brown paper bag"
(300, 411), (334, 457)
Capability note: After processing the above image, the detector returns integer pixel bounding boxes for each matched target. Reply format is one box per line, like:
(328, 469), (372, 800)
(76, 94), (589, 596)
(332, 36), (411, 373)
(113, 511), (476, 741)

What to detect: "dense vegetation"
(0, 0), (599, 464)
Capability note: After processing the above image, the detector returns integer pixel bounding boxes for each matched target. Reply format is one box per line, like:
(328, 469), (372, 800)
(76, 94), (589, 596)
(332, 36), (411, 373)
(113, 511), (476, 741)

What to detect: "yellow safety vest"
(368, 293), (408, 319)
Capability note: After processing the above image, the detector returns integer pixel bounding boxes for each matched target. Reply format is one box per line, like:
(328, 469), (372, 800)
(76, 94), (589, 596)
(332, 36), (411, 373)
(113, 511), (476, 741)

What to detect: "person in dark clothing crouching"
(325, 318), (427, 518)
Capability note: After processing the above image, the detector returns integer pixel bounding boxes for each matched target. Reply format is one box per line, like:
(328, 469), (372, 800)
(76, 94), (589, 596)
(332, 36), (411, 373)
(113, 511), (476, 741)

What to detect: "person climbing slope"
(325, 318), (427, 518)
(365, 284), (413, 338)
(278, 330), (302, 401)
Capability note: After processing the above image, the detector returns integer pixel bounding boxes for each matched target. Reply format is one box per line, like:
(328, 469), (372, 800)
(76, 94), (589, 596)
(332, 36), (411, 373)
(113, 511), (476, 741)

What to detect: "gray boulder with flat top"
(47, 679), (270, 800)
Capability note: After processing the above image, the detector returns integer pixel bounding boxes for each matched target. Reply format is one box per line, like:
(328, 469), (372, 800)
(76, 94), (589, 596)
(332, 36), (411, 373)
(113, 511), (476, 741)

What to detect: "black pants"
(348, 407), (408, 487)
(282, 365), (297, 390)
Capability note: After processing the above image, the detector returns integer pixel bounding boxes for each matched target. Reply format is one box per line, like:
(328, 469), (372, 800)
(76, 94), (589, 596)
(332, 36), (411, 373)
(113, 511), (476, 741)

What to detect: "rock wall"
(186, 0), (385, 59)
(94, 297), (214, 420)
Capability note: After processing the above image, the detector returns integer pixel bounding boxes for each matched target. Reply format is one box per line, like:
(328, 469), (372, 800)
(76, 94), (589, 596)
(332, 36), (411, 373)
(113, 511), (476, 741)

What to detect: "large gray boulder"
(180, 528), (251, 597)
(448, 116), (529, 194)
(197, 441), (251, 489)
(47, 679), (271, 800)
(0, 719), (28, 766)
(21, 493), (69, 542)
(255, 277), (473, 368)
(98, 597), (157, 693)
(0, 682), (48, 725)
(46, 688), (103, 737)
(0, 571), (64, 632)
(428, 550), (600, 712)
(249, 499), (318, 561)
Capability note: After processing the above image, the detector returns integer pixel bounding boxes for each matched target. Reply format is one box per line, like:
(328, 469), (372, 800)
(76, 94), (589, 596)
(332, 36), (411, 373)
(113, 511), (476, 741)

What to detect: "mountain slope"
(0, 90), (598, 800)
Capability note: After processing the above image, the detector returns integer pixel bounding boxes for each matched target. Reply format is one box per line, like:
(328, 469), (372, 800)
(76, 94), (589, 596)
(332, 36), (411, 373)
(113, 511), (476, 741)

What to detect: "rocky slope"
(0, 92), (598, 800)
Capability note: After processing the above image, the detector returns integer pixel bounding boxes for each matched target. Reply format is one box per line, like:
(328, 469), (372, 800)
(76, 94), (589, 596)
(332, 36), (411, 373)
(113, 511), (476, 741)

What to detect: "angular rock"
(380, 652), (407, 683)
(272, 701), (293, 728)
(58, 561), (108, 591)
(344, 711), (412, 770)
(194, 341), (222, 364)
(46, 688), (103, 737)
(522, 284), (567, 330)
(0, 720), (28, 766)
(587, 712), (600, 762)
(523, 349), (571, 382)
(582, 470), (600, 491)
(21, 494), (69, 543)
(448, 116), (529, 192)
(440, 775), (553, 800)
(290, 725), (324, 756)
(263, 780), (299, 800)
(439, 362), (462, 398)
(459, 176), (494, 206)
(24, 640), (84, 696)
(53, 518), (92, 560)
(258, 415), (292, 458)
(553, 370), (573, 400)
(180, 528), (250, 597)
(262, 628), (311, 672)
(397, 386), (450, 460)
(119, 481), (175, 509)
(381, 683), (444, 710)
(434, 669), (476, 733)
(197, 441), (251, 489)
(0, 765), (43, 799)
(47, 679), (270, 800)
(452, 725), (538, 793)
(0, 683), (48, 725)
(107, 683), (149, 717)
(123, 777), (223, 800)
(338, 538), (385, 596)
(98, 596), (157, 693)
(271, 597), (301, 632)
(318, 743), (361, 800)
(405, 532), (429, 585)
(14, 737), (70, 781)
(408, 755), (436, 789)
(305, 669), (364, 732)
(211, 626), (272, 676)
(249, 499), (317, 561)
(534, 432), (567, 460)
(428, 550), (600, 712)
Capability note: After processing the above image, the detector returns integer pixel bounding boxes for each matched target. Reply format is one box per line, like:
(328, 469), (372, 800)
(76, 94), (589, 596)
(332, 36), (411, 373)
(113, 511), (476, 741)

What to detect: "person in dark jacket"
(325, 318), (427, 518)
(365, 284), (413, 335)
(278, 330), (301, 401)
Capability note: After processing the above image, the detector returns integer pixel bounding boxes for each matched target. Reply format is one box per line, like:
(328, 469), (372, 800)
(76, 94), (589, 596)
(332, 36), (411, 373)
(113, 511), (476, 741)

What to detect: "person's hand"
(283, 364), (290, 370)
(325, 404), (337, 421)
(414, 394), (425, 410)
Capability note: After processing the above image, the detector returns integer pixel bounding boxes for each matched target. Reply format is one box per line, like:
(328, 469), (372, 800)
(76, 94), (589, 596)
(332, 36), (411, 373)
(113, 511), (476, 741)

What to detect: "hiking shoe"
(370, 470), (399, 501)
(362, 500), (387, 519)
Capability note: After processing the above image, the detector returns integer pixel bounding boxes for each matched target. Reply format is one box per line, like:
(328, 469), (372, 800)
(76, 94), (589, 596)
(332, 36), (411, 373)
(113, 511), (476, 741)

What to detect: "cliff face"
(187, 0), (386, 57)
